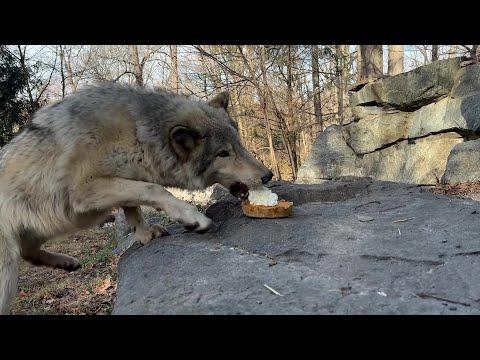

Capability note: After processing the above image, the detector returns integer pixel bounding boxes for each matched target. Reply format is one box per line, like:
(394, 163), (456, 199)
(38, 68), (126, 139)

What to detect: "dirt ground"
(11, 224), (118, 315)
(11, 207), (171, 315)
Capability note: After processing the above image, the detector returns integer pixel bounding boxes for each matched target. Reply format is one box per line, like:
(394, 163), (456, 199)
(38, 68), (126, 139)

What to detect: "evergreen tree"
(0, 46), (30, 147)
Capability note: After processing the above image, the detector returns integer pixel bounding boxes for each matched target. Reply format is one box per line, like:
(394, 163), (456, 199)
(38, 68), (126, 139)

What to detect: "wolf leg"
(22, 249), (81, 271)
(0, 233), (19, 315)
(19, 232), (80, 271)
(72, 178), (212, 233)
(123, 206), (169, 245)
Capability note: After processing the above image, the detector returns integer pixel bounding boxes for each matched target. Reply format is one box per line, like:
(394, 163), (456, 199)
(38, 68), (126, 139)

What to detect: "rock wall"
(297, 58), (480, 185)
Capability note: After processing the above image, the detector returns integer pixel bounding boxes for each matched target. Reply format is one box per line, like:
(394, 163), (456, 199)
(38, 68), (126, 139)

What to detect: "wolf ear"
(170, 126), (200, 159)
(208, 91), (229, 110)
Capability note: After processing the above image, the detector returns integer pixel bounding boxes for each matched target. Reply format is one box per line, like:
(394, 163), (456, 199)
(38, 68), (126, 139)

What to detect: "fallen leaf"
(95, 277), (112, 294)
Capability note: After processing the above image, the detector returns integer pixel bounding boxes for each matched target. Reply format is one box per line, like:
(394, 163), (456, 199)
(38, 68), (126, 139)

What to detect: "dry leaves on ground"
(431, 181), (480, 196)
(12, 226), (119, 315)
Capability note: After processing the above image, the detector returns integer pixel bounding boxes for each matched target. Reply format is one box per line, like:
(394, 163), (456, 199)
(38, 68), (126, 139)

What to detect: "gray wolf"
(0, 83), (273, 314)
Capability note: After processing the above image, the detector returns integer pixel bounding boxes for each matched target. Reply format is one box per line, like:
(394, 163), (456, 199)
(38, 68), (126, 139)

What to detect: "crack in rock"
(454, 251), (480, 256)
(416, 293), (472, 308)
(274, 249), (328, 263)
(349, 127), (473, 156)
(360, 254), (444, 266)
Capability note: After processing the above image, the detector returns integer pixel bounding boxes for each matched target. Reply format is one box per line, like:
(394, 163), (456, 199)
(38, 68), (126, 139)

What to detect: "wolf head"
(147, 90), (273, 197)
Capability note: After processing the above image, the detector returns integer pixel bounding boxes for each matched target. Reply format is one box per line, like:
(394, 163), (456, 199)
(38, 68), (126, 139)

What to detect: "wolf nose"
(261, 171), (273, 184)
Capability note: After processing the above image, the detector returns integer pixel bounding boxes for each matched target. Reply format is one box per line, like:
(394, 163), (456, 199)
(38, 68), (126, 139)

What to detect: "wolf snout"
(261, 171), (274, 184)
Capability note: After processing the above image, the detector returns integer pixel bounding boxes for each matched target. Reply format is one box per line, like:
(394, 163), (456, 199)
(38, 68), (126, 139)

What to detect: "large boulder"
(346, 95), (480, 156)
(443, 94), (480, 131)
(350, 57), (463, 111)
(297, 127), (462, 185)
(295, 125), (362, 183)
(451, 63), (480, 98)
(298, 59), (480, 185)
(113, 179), (480, 315)
(361, 132), (462, 184)
(344, 111), (410, 154)
(443, 139), (480, 184)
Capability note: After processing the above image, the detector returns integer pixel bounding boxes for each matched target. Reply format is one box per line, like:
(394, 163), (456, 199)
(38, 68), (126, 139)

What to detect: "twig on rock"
(263, 284), (283, 296)
(392, 217), (415, 224)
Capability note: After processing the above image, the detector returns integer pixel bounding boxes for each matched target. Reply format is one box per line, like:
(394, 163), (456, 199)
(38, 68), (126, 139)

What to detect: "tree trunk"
(471, 45), (478, 61)
(259, 46), (297, 180)
(17, 45), (36, 111)
(198, 48), (223, 91)
(169, 45), (179, 93)
(360, 45), (383, 81)
(388, 45), (404, 76)
(311, 45), (323, 135)
(432, 45), (439, 61)
(128, 45), (144, 86)
(448, 45), (458, 58)
(342, 45), (351, 98)
(335, 45), (344, 125)
(261, 97), (281, 180)
(59, 45), (66, 98)
(356, 45), (362, 81)
(239, 46), (281, 180)
(296, 67), (308, 161)
(285, 46), (298, 177)
(64, 48), (77, 93)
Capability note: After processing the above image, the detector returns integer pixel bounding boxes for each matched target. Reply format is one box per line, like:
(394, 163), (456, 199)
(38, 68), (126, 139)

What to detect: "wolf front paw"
(163, 202), (213, 234)
(135, 224), (170, 245)
(182, 210), (213, 234)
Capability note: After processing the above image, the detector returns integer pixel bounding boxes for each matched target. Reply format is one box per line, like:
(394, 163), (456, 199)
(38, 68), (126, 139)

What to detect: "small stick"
(263, 284), (284, 296)
(392, 217), (415, 224)
(398, 228), (401, 236)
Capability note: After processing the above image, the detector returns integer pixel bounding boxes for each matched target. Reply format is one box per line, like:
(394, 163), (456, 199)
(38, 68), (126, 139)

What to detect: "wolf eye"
(217, 150), (230, 158)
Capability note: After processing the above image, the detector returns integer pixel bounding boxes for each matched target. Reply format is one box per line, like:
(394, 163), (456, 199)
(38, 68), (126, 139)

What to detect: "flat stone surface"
(113, 179), (480, 314)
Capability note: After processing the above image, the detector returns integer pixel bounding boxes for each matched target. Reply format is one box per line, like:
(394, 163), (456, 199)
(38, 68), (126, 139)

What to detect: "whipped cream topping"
(248, 186), (278, 206)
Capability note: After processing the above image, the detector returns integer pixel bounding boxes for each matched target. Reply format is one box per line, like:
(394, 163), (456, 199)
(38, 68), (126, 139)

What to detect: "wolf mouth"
(229, 182), (249, 200)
